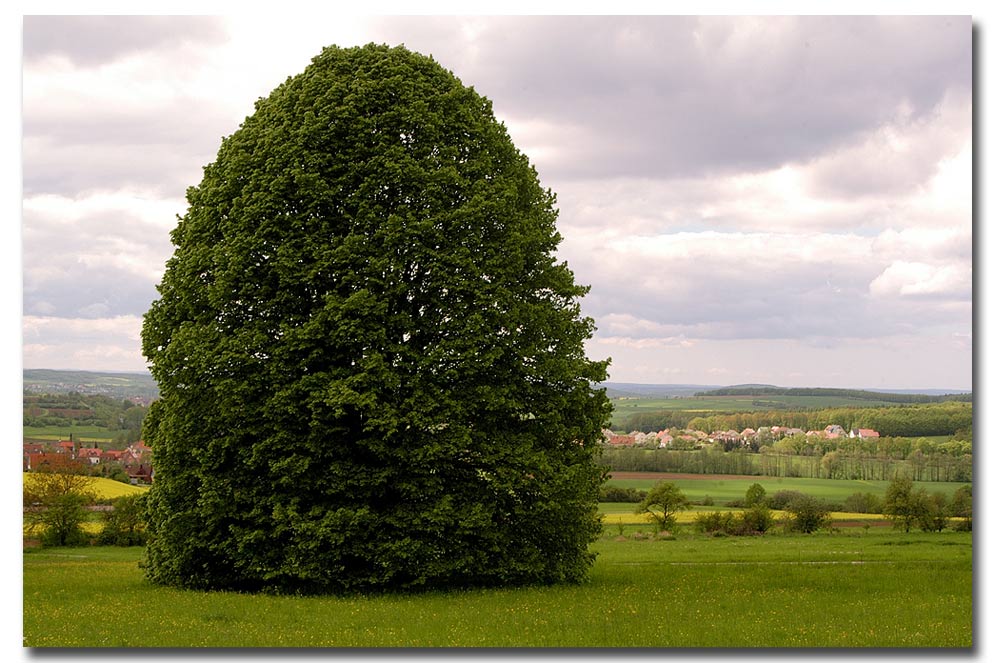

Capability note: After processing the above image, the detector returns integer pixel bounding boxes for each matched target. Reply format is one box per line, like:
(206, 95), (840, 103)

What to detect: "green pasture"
(23, 425), (115, 443)
(23, 530), (971, 647)
(605, 473), (970, 505)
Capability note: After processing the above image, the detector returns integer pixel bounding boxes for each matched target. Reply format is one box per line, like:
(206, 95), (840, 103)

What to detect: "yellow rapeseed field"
(23, 474), (149, 500)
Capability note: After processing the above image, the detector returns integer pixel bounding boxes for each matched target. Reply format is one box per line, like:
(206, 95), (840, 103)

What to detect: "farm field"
(605, 472), (971, 504)
(597, 503), (887, 529)
(23, 530), (971, 647)
(23, 474), (148, 501)
(23, 425), (115, 443)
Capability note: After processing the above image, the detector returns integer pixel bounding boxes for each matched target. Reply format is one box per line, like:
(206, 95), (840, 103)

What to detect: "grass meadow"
(23, 528), (971, 648)
(23, 424), (115, 443)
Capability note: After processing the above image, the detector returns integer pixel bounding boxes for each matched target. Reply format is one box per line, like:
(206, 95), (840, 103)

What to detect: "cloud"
(23, 315), (146, 372)
(564, 221), (969, 347)
(23, 16), (228, 67)
(803, 88), (971, 199)
(587, 333), (971, 389)
(22, 192), (178, 318)
(372, 15), (971, 181)
(22, 37), (237, 196)
(18, 15), (972, 389)
(869, 261), (972, 299)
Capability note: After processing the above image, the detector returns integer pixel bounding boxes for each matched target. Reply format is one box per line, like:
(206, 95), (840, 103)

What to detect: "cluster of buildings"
(23, 438), (153, 484)
(603, 424), (880, 449)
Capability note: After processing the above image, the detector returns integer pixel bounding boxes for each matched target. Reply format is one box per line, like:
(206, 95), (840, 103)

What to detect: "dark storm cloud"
(373, 15), (971, 181)
(23, 15), (228, 67)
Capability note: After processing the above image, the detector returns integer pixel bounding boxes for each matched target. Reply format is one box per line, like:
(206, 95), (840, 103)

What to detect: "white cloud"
(869, 261), (972, 299)
(804, 88), (971, 199)
(23, 191), (182, 231)
(23, 316), (146, 372)
(23, 315), (143, 341)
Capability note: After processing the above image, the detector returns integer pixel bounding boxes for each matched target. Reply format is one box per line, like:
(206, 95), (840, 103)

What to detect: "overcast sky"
(19, 14), (975, 390)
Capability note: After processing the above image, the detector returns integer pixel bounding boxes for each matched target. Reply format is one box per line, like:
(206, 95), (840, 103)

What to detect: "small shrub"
(98, 495), (147, 546)
(740, 504), (775, 534)
(917, 493), (949, 532)
(744, 483), (767, 507)
(600, 486), (647, 503)
(39, 493), (91, 547)
(767, 490), (806, 511)
(843, 492), (883, 514)
(695, 511), (737, 535)
(783, 495), (832, 534)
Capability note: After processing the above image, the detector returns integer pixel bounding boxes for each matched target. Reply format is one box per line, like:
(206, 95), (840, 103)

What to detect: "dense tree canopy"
(141, 44), (611, 593)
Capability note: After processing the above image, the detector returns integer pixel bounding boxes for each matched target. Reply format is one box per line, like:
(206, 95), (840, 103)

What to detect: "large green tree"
(141, 44), (611, 593)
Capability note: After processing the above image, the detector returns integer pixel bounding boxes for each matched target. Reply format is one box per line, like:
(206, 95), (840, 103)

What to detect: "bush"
(39, 493), (91, 547)
(740, 504), (776, 534)
(98, 495), (147, 546)
(744, 483), (766, 507)
(767, 490), (806, 511)
(694, 511), (737, 535)
(843, 492), (883, 514)
(916, 492), (948, 532)
(783, 495), (832, 534)
(950, 485), (972, 531)
(600, 486), (647, 503)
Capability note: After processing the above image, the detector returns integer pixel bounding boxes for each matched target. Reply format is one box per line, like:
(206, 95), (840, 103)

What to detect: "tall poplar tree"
(141, 44), (611, 593)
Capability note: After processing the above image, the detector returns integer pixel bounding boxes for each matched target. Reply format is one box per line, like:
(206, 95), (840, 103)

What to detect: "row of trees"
(694, 386), (971, 405)
(600, 444), (972, 482)
(883, 478), (972, 532)
(635, 482), (829, 535)
(632, 479), (972, 538)
(620, 401), (972, 439)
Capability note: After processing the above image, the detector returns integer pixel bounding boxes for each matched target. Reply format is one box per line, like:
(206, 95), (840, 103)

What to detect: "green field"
(23, 530), (971, 647)
(23, 425), (115, 443)
(605, 473), (970, 504)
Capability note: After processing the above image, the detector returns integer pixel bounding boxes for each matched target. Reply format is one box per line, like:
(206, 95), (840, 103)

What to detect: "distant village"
(603, 424), (880, 449)
(21, 423), (885, 487)
(23, 438), (154, 485)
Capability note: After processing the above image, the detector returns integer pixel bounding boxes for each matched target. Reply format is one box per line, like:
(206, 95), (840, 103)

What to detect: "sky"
(17, 13), (978, 390)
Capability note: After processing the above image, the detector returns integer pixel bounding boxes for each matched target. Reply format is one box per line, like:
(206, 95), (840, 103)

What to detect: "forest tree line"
(694, 386), (971, 404)
(600, 432), (972, 483)
(619, 401), (972, 438)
